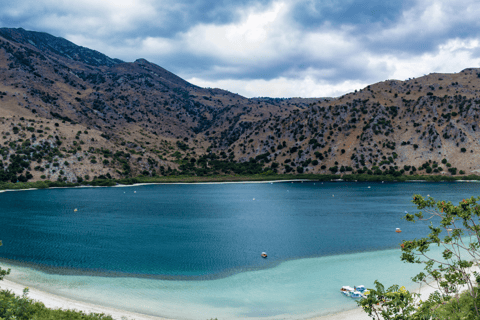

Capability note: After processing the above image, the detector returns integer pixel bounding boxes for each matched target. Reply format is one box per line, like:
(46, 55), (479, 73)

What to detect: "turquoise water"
(1, 181), (479, 318)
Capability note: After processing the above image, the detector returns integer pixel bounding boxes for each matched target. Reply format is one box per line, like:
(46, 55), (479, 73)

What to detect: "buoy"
(253, 198), (255, 200)
(74, 208), (77, 212)
(368, 186), (371, 188)
(396, 228), (402, 233)
(134, 191), (136, 193)
(332, 195), (334, 197)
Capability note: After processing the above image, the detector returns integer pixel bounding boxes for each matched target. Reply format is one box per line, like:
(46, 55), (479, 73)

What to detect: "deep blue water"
(1, 181), (479, 280)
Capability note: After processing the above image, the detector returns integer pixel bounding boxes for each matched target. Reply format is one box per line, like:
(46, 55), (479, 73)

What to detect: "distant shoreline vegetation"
(1, 173), (479, 191)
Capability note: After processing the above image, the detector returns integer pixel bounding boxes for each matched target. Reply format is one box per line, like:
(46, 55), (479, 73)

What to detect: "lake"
(0, 181), (478, 319)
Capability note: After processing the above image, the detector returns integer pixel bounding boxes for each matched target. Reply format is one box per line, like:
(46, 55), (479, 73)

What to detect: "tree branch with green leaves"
(358, 194), (480, 319)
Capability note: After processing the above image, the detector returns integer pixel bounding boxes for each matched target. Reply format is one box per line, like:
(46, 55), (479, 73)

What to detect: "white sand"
(0, 277), (461, 320)
(0, 279), (171, 320)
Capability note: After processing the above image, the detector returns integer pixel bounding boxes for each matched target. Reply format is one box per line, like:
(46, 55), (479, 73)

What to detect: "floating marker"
(253, 198), (255, 200)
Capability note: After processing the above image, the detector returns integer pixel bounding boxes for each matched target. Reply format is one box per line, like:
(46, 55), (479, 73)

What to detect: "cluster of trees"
(177, 153), (268, 176)
(0, 138), (65, 183)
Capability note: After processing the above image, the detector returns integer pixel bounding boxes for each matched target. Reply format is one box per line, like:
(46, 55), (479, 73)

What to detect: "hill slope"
(0, 27), (479, 183)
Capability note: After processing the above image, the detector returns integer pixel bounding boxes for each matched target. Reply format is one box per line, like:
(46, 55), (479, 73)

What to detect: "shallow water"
(1, 181), (479, 318)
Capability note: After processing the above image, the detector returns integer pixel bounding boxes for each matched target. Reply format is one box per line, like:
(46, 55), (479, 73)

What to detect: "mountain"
(0, 27), (479, 183)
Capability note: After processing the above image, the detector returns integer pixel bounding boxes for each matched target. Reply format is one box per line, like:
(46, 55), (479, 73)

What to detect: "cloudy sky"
(2, 0), (480, 98)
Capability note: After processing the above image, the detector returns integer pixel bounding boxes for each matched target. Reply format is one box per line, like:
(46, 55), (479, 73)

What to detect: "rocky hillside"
(0, 27), (479, 183)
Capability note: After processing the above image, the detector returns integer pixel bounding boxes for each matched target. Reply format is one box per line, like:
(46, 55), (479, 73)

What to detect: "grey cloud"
(0, 0), (479, 97)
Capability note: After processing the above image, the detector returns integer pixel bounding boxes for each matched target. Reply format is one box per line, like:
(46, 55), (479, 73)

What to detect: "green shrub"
(0, 288), (114, 320)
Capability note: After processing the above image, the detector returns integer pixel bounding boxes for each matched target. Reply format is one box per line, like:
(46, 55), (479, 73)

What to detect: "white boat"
(341, 286), (354, 296)
(356, 285), (366, 292)
(350, 291), (363, 299)
(341, 286), (366, 299)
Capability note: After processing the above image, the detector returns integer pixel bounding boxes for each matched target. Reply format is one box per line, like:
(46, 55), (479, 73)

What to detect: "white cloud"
(187, 76), (368, 98)
(374, 0), (480, 44)
(17, 0), (161, 37)
(377, 38), (480, 81)
(180, 2), (291, 62)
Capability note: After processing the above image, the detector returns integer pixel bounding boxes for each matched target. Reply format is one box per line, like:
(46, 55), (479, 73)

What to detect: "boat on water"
(356, 285), (366, 292)
(350, 291), (363, 299)
(340, 286), (354, 296)
(261, 252), (267, 258)
(341, 286), (367, 299)
(396, 228), (402, 233)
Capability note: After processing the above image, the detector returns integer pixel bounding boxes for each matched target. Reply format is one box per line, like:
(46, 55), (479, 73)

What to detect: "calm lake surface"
(1, 181), (479, 319)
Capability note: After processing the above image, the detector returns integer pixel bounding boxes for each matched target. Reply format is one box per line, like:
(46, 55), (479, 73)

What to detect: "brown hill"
(0, 27), (479, 183)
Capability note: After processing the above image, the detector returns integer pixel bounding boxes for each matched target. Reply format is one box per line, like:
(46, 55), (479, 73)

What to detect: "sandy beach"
(0, 276), (443, 320)
(0, 278), (171, 320)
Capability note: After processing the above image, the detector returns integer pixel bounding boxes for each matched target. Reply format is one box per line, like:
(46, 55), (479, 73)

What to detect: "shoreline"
(0, 172), (478, 193)
(0, 276), (440, 320)
(0, 278), (171, 320)
(0, 178), (313, 193)
(0, 176), (479, 195)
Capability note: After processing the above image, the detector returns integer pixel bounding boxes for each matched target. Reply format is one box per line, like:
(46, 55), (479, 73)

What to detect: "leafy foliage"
(359, 194), (480, 319)
(0, 288), (114, 320)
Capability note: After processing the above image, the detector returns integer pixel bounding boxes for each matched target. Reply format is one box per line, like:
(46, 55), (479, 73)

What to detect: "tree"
(359, 195), (480, 319)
